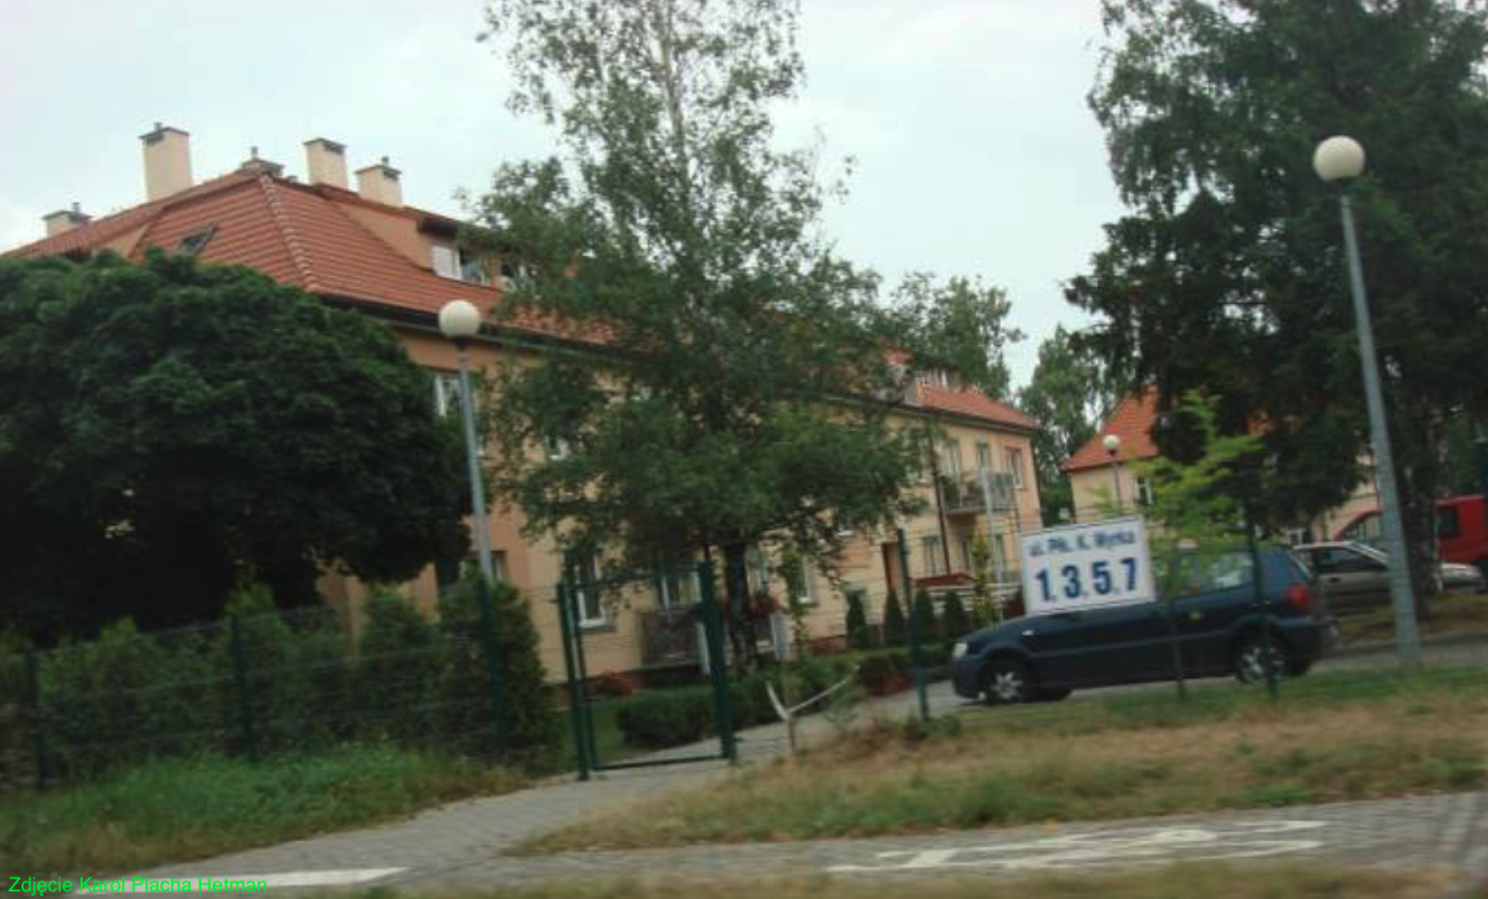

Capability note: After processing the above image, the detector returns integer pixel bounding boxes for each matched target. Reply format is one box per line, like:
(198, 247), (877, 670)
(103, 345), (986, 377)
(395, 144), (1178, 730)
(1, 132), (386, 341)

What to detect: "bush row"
(17, 577), (560, 783)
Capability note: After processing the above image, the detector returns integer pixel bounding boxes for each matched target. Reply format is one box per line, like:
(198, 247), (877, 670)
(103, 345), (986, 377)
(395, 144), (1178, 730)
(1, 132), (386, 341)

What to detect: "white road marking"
(828, 820), (1328, 873)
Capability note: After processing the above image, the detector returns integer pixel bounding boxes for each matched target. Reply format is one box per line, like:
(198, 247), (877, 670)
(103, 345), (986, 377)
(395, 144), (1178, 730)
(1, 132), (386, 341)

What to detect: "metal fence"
(0, 590), (526, 792)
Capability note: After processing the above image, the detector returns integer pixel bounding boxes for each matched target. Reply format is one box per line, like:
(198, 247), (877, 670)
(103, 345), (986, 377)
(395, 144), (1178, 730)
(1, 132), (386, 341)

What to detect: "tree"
(473, 0), (1017, 665)
(1070, 0), (1488, 610)
(911, 588), (940, 643)
(0, 252), (470, 639)
(968, 531), (999, 626)
(844, 591), (871, 650)
(940, 591), (971, 641)
(881, 591), (908, 647)
(1016, 326), (1120, 522)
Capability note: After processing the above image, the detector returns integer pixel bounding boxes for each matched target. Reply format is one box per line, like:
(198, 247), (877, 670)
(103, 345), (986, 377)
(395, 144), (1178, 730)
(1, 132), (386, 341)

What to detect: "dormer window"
(916, 368), (951, 389)
(177, 225), (217, 256)
(432, 243), (490, 285)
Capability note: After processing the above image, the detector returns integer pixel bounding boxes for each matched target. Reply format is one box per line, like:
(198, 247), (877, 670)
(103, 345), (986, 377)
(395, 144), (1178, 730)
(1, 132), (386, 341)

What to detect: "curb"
(1332, 629), (1488, 659)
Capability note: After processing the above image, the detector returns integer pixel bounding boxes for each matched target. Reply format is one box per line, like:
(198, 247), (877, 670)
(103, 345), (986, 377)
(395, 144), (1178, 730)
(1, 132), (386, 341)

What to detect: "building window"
(1005, 447), (1026, 489)
(176, 225), (217, 256)
(499, 260), (529, 292)
(543, 435), (570, 460)
(921, 536), (944, 576)
(432, 244), (490, 285)
(941, 439), (962, 478)
(993, 535), (1008, 574)
(1136, 477), (1154, 507)
(917, 369), (951, 388)
(656, 567), (699, 609)
(976, 442), (994, 471)
(431, 371), (462, 418)
(958, 538), (973, 572)
(783, 558), (817, 606)
(436, 550), (507, 595)
(565, 553), (606, 627)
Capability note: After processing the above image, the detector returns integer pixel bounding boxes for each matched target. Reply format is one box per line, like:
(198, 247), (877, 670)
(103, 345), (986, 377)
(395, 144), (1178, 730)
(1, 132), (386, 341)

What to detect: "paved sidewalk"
(127, 642), (1487, 894)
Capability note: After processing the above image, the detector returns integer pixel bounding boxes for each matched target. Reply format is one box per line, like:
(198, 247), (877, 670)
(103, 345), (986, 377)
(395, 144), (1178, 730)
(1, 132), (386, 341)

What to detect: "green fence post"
(475, 577), (505, 759)
(24, 651), (48, 790)
(896, 528), (930, 722)
(697, 560), (738, 764)
(228, 617), (258, 760)
(556, 581), (591, 781)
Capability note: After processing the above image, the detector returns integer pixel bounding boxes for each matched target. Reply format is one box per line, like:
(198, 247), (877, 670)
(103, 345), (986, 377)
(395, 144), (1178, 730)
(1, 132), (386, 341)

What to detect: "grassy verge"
(347, 866), (1462, 899)
(524, 665), (1488, 852)
(0, 745), (524, 876)
(1337, 591), (1488, 644)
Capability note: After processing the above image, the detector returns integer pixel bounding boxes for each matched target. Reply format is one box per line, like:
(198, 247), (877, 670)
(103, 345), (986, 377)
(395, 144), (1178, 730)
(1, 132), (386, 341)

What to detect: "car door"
(1019, 601), (1172, 688)
(1309, 546), (1387, 613)
(1170, 551), (1258, 674)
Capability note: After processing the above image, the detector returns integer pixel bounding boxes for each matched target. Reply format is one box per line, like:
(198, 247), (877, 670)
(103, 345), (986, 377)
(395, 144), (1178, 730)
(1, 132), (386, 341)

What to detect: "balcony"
(637, 607), (700, 667)
(939, 472), (1016, 516)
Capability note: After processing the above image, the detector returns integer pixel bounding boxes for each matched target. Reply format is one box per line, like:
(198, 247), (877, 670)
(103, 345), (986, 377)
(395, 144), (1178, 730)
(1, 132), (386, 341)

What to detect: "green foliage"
(356, 593), (439, 743)
(614, 689), (714, 749)
(1072, 0), (1488, 586)
(0, 747), (523, 877)
(471, 0), (1015, 662)
(0, 251), (469, 638)
(968, 532), (998, 626)
(435, 574), (562, 768)
(1016, 326), (1119, 522)
(881, 592), (907, 647)
(940, 592), (972, 640)
(856, 652), (911, 696)
(844, 591), (871, 650)
(911, 588), (940, 643)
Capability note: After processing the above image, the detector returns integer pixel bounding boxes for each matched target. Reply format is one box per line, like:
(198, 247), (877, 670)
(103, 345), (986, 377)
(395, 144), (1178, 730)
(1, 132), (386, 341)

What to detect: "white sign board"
(1019, 517), (1156, 616)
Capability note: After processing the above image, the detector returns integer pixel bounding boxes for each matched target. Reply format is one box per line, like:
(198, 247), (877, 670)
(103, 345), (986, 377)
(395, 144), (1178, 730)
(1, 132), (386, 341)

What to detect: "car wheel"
(981, 658), (1035, 705)
(1233, 634), (1292, 684)
(1036, 687), (1072, 702)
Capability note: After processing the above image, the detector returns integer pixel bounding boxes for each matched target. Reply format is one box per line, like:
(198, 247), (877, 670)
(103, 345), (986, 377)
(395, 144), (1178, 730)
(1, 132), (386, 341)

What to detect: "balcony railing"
(638, 607), (700, 667)
(939, 471), (1016, 514)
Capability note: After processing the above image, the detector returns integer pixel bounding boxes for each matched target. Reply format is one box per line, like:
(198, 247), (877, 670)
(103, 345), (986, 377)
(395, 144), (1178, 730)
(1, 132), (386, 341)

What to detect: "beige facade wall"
(324, 328), (1043, 681)
(1070, 462), (1146, 524)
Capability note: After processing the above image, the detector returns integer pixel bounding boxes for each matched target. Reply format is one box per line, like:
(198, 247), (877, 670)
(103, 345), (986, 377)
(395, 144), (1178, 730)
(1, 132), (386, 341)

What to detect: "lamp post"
(1102, 433), (1125, 514)
(438, 299), (496, 583)
(1313, 136), (1420, 667)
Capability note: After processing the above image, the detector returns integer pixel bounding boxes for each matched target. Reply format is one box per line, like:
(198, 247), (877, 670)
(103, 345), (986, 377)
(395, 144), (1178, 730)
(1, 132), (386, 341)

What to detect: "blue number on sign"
(1035, 569), (1052, 603)
(1122, 557), (1138, 591)
(1092, 560), (1112, 595)
(1061, 565), (1082, 599)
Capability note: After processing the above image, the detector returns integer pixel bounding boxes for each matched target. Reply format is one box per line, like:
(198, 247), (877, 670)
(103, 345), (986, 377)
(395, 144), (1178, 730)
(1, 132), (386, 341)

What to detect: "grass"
(523, 665), (1488, 852)
(0, 745), (525, 876)
(1337, 591), (1488, 645)
(347, 866), (1464, 899)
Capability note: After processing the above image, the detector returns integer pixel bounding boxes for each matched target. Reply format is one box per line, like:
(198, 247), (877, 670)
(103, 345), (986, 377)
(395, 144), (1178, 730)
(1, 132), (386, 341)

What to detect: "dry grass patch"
(1338, 591), (1488, 644)
(523, 666), (1488, 852)
(373, 865), (1464, 899)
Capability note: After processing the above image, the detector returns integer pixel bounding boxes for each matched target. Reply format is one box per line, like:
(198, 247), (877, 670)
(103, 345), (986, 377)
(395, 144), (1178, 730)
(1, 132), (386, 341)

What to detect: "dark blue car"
(951, 547), (1338, 704)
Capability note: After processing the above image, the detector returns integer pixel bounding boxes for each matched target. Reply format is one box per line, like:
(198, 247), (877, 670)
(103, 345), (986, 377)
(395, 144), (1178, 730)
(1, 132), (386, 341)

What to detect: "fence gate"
(557, 559), (737, 779)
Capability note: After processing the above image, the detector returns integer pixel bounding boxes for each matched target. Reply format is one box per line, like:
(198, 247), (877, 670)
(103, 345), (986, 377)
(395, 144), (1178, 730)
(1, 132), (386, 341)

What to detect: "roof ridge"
(257, 175), (318, 291)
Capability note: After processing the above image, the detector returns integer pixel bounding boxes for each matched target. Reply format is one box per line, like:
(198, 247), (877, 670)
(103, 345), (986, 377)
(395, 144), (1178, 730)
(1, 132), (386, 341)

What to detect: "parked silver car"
(1294, 541), (1487, 614)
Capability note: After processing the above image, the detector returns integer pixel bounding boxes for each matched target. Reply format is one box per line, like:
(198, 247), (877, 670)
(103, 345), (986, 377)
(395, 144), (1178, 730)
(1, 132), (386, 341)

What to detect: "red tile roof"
(915, 383), (1039, 431)
(1062, 387), (1160, 473)
(7, 171), (1037, 433)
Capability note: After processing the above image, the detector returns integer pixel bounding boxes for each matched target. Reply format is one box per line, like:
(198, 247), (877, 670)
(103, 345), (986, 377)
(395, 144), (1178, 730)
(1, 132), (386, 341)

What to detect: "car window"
(1161, 551), (1253, 595)
(1316, 547), (1384, 574)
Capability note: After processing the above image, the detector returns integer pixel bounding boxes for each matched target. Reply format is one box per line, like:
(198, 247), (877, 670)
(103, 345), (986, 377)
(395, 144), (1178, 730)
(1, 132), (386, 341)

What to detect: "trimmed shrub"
(912, 588), (940, 643)
(616, 689), (713, 748)
(356, 593), (438, 745)
(881, 592), (907, 647)
(858, 651), (911, 696)
(434, 574), (562, 769)
(941, 592), (971, 641)
(845, 592), (871, 650)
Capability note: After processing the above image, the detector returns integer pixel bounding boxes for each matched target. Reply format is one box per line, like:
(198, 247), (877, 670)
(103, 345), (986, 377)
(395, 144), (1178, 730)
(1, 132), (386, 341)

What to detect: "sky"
(0, 0), (1125, 390)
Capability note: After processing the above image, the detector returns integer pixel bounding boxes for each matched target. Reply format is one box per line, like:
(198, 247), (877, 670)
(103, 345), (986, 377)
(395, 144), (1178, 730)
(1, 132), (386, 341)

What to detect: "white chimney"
(140, 123), (193, 201)
(355, 156), (402, 207)
(42, 203), (91, 236)
(304, 138), (349, 189)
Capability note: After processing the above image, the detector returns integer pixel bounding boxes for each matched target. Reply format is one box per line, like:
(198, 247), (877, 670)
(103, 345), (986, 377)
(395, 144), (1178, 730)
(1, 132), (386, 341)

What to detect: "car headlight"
(952, 641), (969, 660)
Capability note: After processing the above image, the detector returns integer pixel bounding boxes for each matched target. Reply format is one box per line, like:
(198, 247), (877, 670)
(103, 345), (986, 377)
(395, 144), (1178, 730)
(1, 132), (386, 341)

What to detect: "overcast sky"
(0, 0), (1124, 389)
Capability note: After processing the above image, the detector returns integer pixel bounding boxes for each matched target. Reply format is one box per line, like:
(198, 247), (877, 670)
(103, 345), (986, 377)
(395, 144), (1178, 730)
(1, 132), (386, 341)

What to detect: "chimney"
(42, 202), (91, 237)
(238, 146), (284, 177)
(355, 156), (402, 207)
(304, 138), (349, 189)
(140, 122), (193, 200)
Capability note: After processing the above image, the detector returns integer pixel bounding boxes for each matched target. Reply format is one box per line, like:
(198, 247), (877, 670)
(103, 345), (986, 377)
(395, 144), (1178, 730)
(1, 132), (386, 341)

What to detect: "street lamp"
(439, 299), (496, 584)
(1102, 433), (1125, 514)
(1313, 135), (1421, 667)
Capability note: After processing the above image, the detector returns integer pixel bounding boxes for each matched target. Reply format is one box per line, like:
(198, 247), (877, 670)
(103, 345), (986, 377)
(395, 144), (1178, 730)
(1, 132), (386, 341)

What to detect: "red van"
(1335, 494), (1488, 577)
